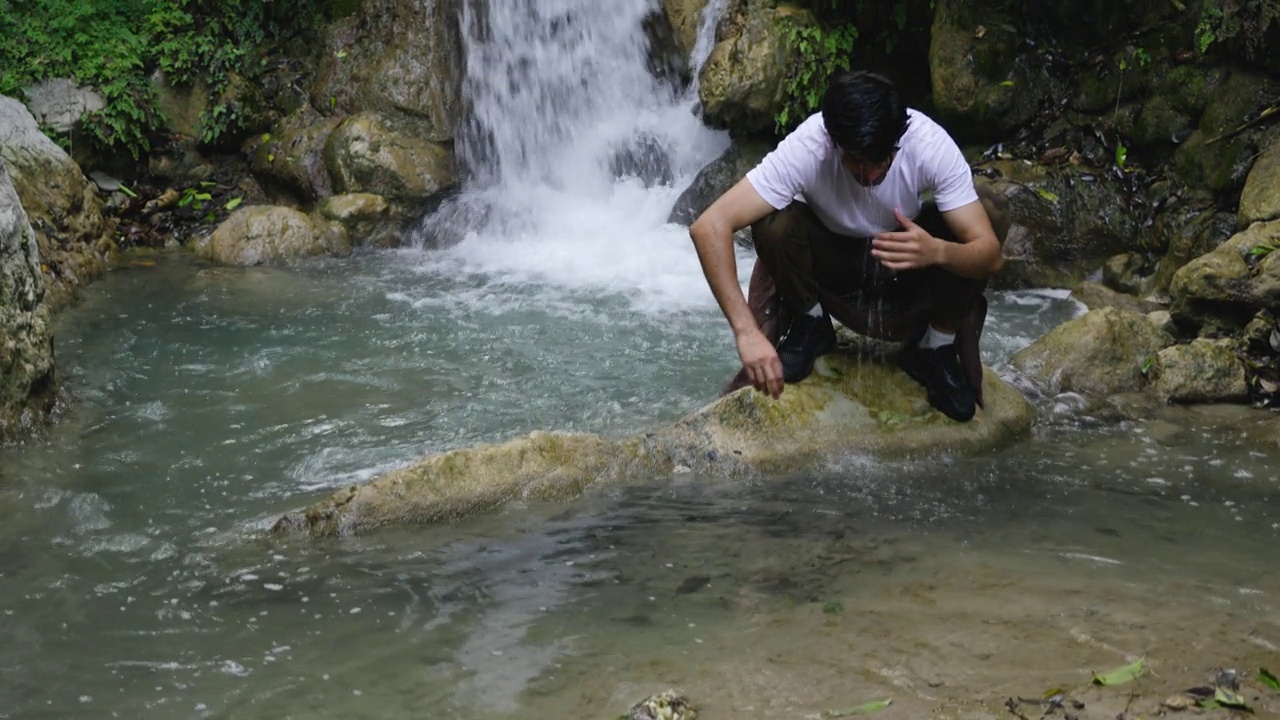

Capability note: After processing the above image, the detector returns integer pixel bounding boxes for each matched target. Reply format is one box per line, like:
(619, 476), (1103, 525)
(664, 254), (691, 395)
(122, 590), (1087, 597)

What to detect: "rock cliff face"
(0, 159), (57, 441)
(0, 96), (115, 311)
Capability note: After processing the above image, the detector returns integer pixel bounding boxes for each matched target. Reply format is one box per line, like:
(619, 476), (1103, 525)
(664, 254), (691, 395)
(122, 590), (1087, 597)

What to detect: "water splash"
(411, 0), (736, 314)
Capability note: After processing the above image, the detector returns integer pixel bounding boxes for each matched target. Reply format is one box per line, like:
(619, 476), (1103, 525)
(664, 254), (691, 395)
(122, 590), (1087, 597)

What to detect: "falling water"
(412, 0), (735, 314)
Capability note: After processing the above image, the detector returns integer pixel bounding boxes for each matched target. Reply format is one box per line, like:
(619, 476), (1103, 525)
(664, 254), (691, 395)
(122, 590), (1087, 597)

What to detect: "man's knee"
(749, 205), (797, 251)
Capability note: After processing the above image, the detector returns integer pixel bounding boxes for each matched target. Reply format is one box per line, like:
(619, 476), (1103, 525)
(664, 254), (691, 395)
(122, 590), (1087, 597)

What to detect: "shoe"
(777, 313), (837, 383)
(898, 343), (977, 422)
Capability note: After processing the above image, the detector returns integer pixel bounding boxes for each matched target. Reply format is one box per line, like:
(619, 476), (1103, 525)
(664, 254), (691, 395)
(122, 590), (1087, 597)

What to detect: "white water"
(414, 0), (737, 315)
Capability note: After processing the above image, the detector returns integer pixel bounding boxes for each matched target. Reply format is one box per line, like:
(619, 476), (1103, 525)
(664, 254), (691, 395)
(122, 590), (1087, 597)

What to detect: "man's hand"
(871, 208), (945, 271)
(736, 327), (784, 399)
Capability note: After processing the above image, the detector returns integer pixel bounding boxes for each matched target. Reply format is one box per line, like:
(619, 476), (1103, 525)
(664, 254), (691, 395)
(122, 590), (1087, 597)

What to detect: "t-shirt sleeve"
(745, 121), (822, 210)
(928, 133), (979, 212)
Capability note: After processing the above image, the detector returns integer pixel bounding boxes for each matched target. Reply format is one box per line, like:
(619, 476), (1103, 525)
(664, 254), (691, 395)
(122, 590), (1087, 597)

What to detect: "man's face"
(839, 150), (895, 187)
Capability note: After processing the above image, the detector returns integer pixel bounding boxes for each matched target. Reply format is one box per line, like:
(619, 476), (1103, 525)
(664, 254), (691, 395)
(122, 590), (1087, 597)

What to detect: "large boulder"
(197, 206), (350, 266)
(1174, 70), (1279, 198)
(928, 0), (1057, 142)
(1238, 138), (1280, 228)
(668, 137), (772, 231)
(248, 107), (342, 204)
(1169, 220), (1280, 333)
(0, 96), (115, 311)
(662, 0), (712, 55)
(980, 163), (1142, 288)
(1008, 306), (1173, 397)
(698, 1), (815, 133)
(1150, 338), (1248, 404)
(0, 159), (57, 440)
(1148, 209), (1236, 296)
(313, 193), (396, 248)
(324, 112), (456, 201)
(274, 351), (1032, 536)
(310, 0), (462, 142)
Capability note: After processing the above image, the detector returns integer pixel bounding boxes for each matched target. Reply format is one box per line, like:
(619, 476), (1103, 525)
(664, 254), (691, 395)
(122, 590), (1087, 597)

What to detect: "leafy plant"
(777, 19), (859, 131)
(0, 0), (321, 157)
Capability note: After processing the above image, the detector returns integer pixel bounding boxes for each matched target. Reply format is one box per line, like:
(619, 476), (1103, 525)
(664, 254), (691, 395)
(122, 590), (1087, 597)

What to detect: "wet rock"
(698, 2), (814, 132)
(248, 107), (341, 203)
(310, 0), (462, 142)
(1169, 220), (1280, 333)
(0, 159), (57, 441)
(1151, 338), (1248, 404)
(1148, 209), (1236, 295)
(1008, 306), (1173, 397)
(1070, 280), (1162, 315)
(314, 193), (395, 247)
(663, 0), (712, 55)
(1238, 138), (1280, 227)
(1103, 252), (1153, 297)
(324, 112), (456, 201)
(643, 8), (692, 89)
(609, 132), (675, 188)
(274, 352), (1031, 536)
(668, 137), (772, 244)
(981, 162), (1142, 288)
(198, 205), (350, 266)
(0, 95), (116, 311)
(149, 70), (208, 141)
(928, 0), (1056, 142)
(1174, 70), (1279, 197)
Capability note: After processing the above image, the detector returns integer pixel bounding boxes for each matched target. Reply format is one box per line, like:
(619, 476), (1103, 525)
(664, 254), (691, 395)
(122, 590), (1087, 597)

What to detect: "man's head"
(821, 70), (909, 186)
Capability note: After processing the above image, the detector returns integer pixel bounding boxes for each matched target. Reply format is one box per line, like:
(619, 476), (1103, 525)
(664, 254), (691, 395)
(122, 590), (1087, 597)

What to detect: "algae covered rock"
(0, 157), (57, 440)
(1170, 220), (1280, 332)
(199, 206), (350, 266)
(698, 2), (815, 132)
(1239, 138), (1280, 227)
(1150, 338), (1248, 404)
(274, 351), (1032, 537)
(1009, 306), (1173, 396)
(324, 112), (456, 201)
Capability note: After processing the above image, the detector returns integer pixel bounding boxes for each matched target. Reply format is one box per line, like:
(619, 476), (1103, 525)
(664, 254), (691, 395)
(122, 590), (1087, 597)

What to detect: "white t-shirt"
(745, 109), (978, 237)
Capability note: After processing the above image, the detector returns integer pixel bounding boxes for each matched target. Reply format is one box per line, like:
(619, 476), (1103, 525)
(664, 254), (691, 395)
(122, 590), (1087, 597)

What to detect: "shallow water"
(1, 251), (1277, 720)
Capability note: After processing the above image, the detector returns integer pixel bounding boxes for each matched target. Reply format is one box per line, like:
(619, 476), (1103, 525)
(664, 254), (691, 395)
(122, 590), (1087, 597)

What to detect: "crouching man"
(689, 70), (1009, 421)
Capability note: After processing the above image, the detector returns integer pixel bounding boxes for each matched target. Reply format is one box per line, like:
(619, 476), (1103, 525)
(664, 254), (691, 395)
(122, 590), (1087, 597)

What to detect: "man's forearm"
(936, 234), (1002, 279)
(690, 221), (757, 336)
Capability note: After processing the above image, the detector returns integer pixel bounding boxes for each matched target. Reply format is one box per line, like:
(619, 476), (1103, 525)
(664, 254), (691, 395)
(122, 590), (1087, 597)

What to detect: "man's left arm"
(871, 201), (1001, 279)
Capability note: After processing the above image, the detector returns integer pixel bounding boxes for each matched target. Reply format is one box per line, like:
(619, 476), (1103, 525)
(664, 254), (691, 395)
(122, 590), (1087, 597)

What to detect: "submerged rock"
(274, 351), (1032, 537)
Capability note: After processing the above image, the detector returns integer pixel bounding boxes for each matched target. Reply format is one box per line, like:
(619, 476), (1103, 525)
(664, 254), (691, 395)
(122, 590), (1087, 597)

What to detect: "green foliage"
(777, 19), (859, 132)
(1195, 0), (1280, 56)
(0, 0), (320, 158)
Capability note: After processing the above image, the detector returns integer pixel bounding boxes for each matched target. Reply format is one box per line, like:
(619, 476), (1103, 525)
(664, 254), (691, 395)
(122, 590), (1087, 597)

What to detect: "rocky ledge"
(273, 345), (1032, 537)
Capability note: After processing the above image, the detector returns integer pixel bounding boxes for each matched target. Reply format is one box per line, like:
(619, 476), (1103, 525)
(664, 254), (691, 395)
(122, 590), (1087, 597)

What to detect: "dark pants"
(724, 184), (1011, 400)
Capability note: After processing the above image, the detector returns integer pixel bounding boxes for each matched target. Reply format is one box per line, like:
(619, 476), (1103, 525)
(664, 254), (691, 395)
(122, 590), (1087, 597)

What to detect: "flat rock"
(274, 352), (1032, 537)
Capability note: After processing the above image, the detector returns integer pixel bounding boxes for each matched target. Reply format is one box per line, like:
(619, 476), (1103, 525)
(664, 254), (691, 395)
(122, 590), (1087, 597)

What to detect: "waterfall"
(411, 0), (735, 315)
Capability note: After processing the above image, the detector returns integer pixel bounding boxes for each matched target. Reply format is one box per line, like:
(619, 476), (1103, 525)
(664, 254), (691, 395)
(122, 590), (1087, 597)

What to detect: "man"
(689, 70), (1008, 422)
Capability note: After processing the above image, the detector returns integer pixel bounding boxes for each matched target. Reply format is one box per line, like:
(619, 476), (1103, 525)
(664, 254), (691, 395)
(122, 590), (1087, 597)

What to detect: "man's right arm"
(688, 178), (785, 398)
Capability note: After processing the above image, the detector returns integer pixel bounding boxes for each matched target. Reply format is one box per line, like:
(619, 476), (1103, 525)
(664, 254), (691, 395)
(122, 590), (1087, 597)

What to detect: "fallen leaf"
(824, 698), (892, 717)
(1092, 657), (1144, 686)
(1213, 686), (1250, 710)
(1260, 668), (1280, 691)
(129, 260), (157, 268)
(974, 24), (986, 38)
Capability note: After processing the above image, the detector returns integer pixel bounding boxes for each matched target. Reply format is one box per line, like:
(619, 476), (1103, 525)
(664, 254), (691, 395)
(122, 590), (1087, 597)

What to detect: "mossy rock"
(274, 352), (1032, 537)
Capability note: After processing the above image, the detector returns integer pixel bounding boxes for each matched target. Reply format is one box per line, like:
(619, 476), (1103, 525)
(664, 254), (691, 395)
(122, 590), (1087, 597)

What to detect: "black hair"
(820, 70), (909, 162)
